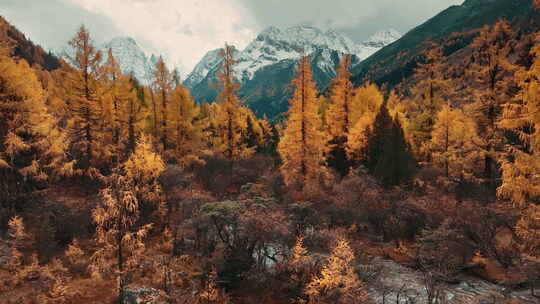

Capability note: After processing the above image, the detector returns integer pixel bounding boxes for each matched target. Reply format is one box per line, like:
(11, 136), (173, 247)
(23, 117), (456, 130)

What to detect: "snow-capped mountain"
(362, 29), (402, 48)
(356, 29), (402, 59)
(100, 37), (155, 84)
(185, 26), (400, 90)
(184, 25), (400, 119)
(183, 48), (223, 89)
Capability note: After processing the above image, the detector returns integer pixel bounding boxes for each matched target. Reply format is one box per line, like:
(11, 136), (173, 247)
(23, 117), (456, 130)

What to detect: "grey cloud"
(238, 0), (464, 41)
(0, 0), (122, 52)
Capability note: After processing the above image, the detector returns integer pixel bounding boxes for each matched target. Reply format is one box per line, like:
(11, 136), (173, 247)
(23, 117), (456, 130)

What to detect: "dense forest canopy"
(1, 1), (540, 303)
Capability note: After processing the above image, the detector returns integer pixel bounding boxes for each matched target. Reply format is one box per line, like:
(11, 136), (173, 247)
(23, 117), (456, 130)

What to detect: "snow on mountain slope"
(183, 48), (224, 89)
(357, 29), (402, 59)
(184, 25), (401, 89)
(101, 37), (154, 84)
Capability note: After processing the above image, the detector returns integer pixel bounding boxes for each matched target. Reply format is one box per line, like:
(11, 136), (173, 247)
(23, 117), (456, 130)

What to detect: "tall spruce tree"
(366, 103), (415, 187)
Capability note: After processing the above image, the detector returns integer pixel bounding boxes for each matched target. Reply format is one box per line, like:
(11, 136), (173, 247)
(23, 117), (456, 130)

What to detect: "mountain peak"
(101, 36), (153, 84)
(106, 36), (138, 47)
(184, 48), (224, 89)
(259, 26), (281, 38)
(362, 29), (401, 47)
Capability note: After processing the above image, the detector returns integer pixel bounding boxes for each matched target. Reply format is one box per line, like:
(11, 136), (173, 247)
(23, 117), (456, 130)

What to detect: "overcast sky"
(0, 0), (463, 76)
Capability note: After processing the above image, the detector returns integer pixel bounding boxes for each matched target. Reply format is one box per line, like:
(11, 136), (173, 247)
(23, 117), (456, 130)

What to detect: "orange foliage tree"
(89, 136), (164, 301)
(305, 238), (369, 304)
(278, 56), (328, 190)
(326, 55), (355, 176)
(64, 25), (104, 173)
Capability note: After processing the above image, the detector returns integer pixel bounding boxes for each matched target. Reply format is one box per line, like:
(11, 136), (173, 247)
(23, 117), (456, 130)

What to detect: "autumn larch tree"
(121, 76), (147, 156)
(466, 20), (517, 200)
(213, 44), (253, 160)
(102, 48), (140, 164)
(426, 105), (480, 180)
(326, 55), (355, 177)
(153, 56), (173, 152)
(498, 32), (540, 287)
(278, 56), (328, 190)
(64, 25), (103, 172)
(305, 238), (369, 304)
(0, 48), (69, 182)
(168, 81), (205, 166)
(89, 136), (164, 302)
(408, 41), (450, 156)
(345, 83), (384, 166)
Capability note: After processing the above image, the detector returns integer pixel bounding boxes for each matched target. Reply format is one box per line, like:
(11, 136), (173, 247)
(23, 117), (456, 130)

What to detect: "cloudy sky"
(0, 0), (462, 76)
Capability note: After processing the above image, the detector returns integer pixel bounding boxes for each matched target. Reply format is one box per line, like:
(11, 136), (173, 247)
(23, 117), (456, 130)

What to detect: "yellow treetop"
(346, 83), (384, 163)
(327, 55), (354, 139)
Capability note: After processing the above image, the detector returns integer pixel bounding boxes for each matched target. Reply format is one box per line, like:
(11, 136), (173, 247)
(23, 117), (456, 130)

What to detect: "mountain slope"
(185, 26), (400, 119)
(0, 16), (60, 70)
(351, 0), (537, 86)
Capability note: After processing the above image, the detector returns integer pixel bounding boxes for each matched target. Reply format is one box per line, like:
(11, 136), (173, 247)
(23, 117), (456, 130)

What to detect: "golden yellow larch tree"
(0, 51), (70, 181)
(498, 32), (540, 261)
(326, 55), (355, 176)
(467, 20), (517, 199)
(213, 44), (253, 160)
(103, 58), (147, 162)
(89, 171), (153, 302)
(167, 82), (205, 166)
(89, 137), (163, 302)
(426, 105), (481, 179)
(63, 25), (104, 173)
(153, 56), (173, 152)
(407, 42), (450, 156)
(345, 83), (384, 165)
(305, 238), (369, 304)
(278, 56), (328, 190)
(123, 135), (166, 219)
(288, 236), (315, 301)
(118, 76), (147, 157)
(101, 48), (134, 164)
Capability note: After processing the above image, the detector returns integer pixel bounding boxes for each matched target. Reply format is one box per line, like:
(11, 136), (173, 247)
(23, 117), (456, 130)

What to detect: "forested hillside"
(1, 1), (540, 303)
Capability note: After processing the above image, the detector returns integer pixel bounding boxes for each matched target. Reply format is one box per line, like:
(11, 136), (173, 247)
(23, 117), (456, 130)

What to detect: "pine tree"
(64, 25), (103, 172)
(365, 103), (415, 187)
(326, 55), (355, 176)
(278, 56), (328, 189)
(467, 20), (517, 199)
(305, 238), (369, 304)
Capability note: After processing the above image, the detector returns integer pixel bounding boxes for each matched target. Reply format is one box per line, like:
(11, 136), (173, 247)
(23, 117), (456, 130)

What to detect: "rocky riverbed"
(367, 257), (538, 304)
